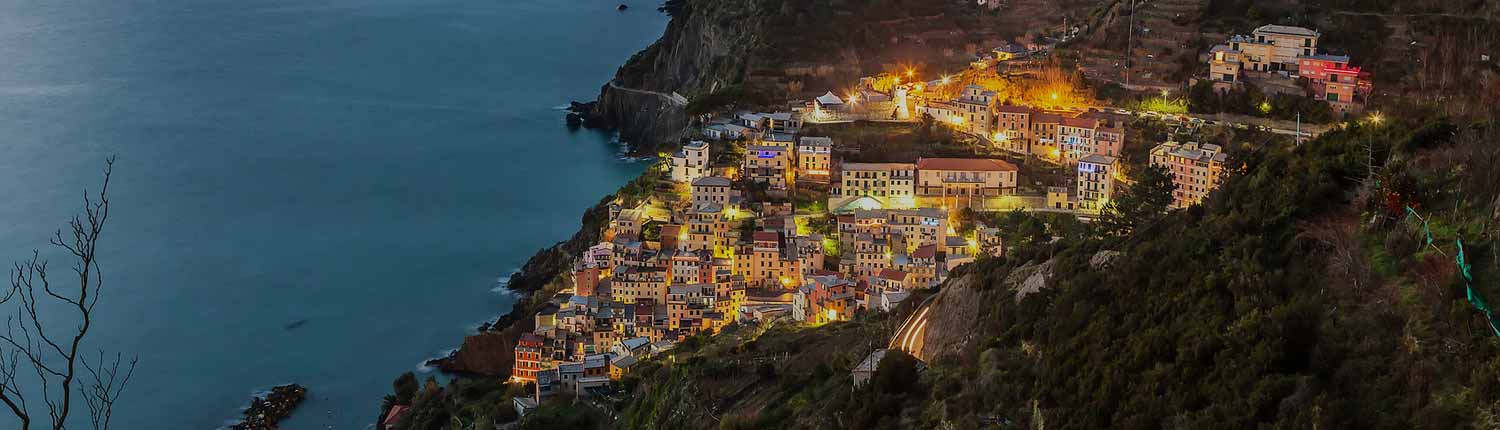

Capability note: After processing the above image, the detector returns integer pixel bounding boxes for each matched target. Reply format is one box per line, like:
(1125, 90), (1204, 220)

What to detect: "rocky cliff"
(589, 0), (1018, 153)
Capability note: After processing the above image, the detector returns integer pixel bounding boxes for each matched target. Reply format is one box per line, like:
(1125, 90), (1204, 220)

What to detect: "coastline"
(425, 183), (625, 375)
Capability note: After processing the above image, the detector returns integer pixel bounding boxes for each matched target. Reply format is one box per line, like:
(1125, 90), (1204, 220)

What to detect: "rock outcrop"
(230, 384), (306, 430)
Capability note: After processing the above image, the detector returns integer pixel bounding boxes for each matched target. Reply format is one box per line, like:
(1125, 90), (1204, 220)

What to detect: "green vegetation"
(602, 117), (1500, 430)
(382, 373), (520, 430)
(1188, 80), (1336, 123)
(801, 119), (976, 163)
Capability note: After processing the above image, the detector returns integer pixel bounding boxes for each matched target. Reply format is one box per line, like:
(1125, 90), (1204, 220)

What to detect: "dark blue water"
(0, 0), (664, 428)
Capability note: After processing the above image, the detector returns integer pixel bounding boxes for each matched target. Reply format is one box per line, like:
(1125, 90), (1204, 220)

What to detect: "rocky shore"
(230, 384), (306, 430)
(425, 195), (616, 375)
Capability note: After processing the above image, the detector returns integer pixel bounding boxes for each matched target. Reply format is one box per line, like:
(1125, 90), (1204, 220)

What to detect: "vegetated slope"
(620, 118), (1500, 429)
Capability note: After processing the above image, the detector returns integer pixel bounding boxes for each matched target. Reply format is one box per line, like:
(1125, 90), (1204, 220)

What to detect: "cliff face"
(591, 1), (767, 152)
(590, 0), (1019, 153)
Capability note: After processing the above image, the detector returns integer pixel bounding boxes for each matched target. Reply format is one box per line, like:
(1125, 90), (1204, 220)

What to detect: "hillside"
(613, 117), (1500, 429)
(589, 0), (1103, 152)
(1071, 0), (1500, 115)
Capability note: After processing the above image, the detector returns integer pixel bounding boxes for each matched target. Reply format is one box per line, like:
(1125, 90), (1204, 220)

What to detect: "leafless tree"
(0, 157), (136, 430)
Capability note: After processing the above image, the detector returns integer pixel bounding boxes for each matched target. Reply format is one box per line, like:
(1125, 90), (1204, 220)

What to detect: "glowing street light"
(992, 132), (1008, 142)
(1050, 92), (1059, 101)
(939, 75), (950, 85)
(847, 93), (859, 104)
(905, 69), (915, 78)
(1368, 112), (1384, 125)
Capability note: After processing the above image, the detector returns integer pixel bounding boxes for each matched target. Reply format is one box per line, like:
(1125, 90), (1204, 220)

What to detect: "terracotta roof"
(916, 157), (1017, 172)
(876, 268), (909, 280)
(1060, 116), (1097, 128)
(752, 231), (780, 242)
(995, 104), (1034, 114)
(912, 244), (937, 259)
(1031, 112), (1063, 123)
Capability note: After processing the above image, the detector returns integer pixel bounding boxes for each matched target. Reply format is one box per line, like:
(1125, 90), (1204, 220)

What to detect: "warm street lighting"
(1050, 92), (1059, 101)
(940, 75), (950, 85)
(1160, 89), (1170, 97)
(905, 69), (914, 78)
(992, 132), (1007, 142)
(847, 93), (859, 104)
(1368, 112), (1384, 125)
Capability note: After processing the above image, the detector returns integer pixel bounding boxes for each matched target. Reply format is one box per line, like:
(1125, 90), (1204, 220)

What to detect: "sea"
(0, 0), (666, 427)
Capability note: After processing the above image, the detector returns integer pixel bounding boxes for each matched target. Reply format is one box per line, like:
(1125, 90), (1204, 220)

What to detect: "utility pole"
(1125, 0), (1136, 88)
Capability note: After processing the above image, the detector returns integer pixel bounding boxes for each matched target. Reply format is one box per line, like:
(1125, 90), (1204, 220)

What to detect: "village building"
(915, 157), (1019, 208)
(512, 333), (546, 384)
(1150, 141), (1228, 209)
(796, 136), (833, 181)
(1227, 25), (1321, 73)
(744, 144), (793, 193)
(690, 176), (732, 206)
(1076, 154), (1118, 213)
(1045, 186), (1077, 211)
(670, 140), (710, 183)
(829, 162), (917, 211)
(953, 85), (997, 137)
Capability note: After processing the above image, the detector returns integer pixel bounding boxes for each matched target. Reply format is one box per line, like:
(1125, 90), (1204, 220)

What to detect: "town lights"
(847, 93), (859, 104)
(992, 132), (1008, 142)
(1368, 112), (1384, 125)
(905, 69), (914, 78)
(939, 75), (950, 85)
(1050, 92), (1059, 101)
(825, 309), (838, 321)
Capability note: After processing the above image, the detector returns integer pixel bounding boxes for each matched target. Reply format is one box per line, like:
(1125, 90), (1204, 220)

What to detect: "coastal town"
(465, 21), (1383, 419)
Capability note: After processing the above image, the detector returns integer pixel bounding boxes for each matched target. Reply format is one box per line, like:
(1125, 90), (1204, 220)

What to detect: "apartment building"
(1150, 141), (1228, 208)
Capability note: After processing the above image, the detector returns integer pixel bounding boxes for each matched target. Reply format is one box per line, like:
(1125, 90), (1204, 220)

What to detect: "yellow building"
(915, 158), (1019, 208)
(1227, 25), (1319, 73)
(744, 144), (793, 192)
(796, 137), (833, 181)
(829, 162), (916, 211)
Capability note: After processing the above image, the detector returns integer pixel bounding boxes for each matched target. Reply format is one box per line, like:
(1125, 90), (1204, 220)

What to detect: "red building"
(1321, 64), (1364, 113)
(512, 333), (545, 384)
(1296, 54), (1350, 82)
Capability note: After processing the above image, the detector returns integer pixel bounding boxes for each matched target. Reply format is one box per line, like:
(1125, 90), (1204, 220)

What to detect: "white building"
(671, 140), (710, 183)
(1076, 154), (1118, 213)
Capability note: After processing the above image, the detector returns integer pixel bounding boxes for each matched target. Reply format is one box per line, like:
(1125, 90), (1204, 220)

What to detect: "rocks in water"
(230, 384), (307, 430)
(617, 3), (628, 10)
(565, 100), (610, 129)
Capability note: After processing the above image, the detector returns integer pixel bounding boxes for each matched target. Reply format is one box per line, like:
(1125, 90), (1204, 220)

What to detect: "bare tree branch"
(1, 157), (131, 430)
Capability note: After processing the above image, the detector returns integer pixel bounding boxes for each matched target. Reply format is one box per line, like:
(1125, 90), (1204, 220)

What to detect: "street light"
(1368, 112), (1384, 125)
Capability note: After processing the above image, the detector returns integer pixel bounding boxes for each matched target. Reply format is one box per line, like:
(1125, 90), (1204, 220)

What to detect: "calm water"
(0, 0), (664, 428)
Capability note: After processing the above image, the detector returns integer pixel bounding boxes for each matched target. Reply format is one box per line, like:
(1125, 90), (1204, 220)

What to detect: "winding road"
(608, 79), (689, 107)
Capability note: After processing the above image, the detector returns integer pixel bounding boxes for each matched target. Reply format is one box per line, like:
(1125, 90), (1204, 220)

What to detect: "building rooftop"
(1154, 141), (1228, 163)
(875, 268), (908, 280)
(815, 91), (844, 106)
(764, 133), (795, 142)
(1079, 154), (1118, 165)
(746, 144), (787, 153)
(916, 157), (1018, 172)
(692, 176), (731, 187)
(1300, 53), (1350, 63)
(1254, 24), (1319, 38)
(995, 104), (1034, 114)
(683, 140), (709, 150)
(799, 136), (833, 147)
(842, 162), (915, 171)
